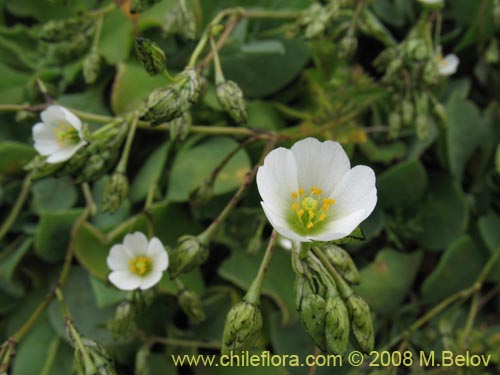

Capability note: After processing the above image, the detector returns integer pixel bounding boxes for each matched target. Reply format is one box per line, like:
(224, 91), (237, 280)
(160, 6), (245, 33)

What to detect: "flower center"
(128, 256), (153, 276)
(290, 186), (335, 231)
(53, 121), (80, 147)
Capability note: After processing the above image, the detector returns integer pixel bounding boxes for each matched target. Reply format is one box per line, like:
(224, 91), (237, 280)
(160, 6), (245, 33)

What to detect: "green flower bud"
(109, 301), (136, 339)
(433, 101), (448, 126)
(388, 111), (401, 139)
(178, 68), (202, 105)
(338, 35), (358, 59)
(134, 345), (150, 375)
(102, 173), (129, 213)
(416, 114), (429, 140)
(325, 296), (350, 355)
(169, 235), (209, 279)
(221, 301), (263, 354)
(178, 289), (206, 324)
(296, 274), (327, 351)
(135, 37), (166, 76)
(485, 38), (500, 65)
(189, 179), (214, 207)
(39, 17), (93, 43)
(322, 244), (360, 285)
(423, 61), (439, 86)
(216, 80), (247, 124)
(143, 87), (183, 125)
(76, 154), (106, 183)
(346, 295), (374, 353)
(24, 155), (64, 181)
(83, 50), (102, 84)
(178, 0), (197, 40)
(169, 112), (191, 141)
(401, 99), (414, 126)
(130, 0), (162, 13)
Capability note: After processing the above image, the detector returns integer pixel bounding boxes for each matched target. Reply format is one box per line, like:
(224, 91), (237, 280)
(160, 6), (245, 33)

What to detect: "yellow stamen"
(297, 209), (304, 219)
(307, 222), (314, 229)
(291, 192), (298, 199)
(298, 188), (305, 196)
(128, 256), (153, 276)
(292, 202), (299, 211)
(318, 213), (326, 222)
(290, 186), (337, 231)
(308, 210), (315, 219)
(311, 187), (322, 195)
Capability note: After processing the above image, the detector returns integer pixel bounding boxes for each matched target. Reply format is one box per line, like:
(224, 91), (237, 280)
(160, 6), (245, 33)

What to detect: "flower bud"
(109, 301), (136, 339)
(178, 1), (197, 40)
(169, 112), (191, 141)
(388, 111), (401, 139)
(416, 114), (429, 140)
(168, 235), (209, 279)
(401, 99), (414, 126)
(178, 68), (202, 105)
(134, 345), (150, 375)
(178, 289), (206, 324)
(216, 80), (247, 124)
(25, 155), (64, 180)
(39, 17), (93, 43)
(83, 50), (101, 84)
(433, 101), (448, 126)
(322, 244), (360, 285)
(143, 87), (183, 125)
(135, 37), (166, 76)
(221, 301), (262, 354)
(325, 296), (350, 355)
(299, 292), (327, 351)
(423, 61), (439, 86)
(102, 173), (129, 213)
(485, 38), (500, 65)
(189, 179), (214, 207)
(76, 154), (106, 183)
(346, 295), (374, 353)
(338, 35), (358, 59)
(130, 0), (161, 13)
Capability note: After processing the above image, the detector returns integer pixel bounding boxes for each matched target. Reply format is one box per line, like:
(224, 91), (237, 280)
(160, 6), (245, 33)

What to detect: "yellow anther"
(298, 188), (305, 196)
(297, 209), (304, 219)
(291, 192), (298, 199)
(307, 222), (314, 229)
(311, 187), (322, 195)
(128, 256), (152, 276)
(292, 202), (299, 211)
(318, 213), (326, 222)
(308, 210), (315, 219)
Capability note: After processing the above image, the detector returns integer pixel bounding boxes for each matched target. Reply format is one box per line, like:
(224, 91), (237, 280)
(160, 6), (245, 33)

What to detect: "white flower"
(256, 137), (377, 243)
(32, 105), (87, 163)
(107, 232), (169, 291)
(436, 49), (459, 76)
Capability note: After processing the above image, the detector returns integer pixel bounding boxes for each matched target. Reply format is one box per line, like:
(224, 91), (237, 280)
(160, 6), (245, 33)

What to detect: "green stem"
(81, 182), (97, 216)
(0, 174), (31, 243)
(311, 246), (353, 299)
(40, 337), (60, 375)
(244, 231), (277, 304)
(116, 113), (139, 174)
(210, 36), (225, 85)
(91, 14), (104, 50)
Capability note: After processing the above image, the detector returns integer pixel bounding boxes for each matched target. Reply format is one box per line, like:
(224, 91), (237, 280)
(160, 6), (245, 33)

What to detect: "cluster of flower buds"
(162, 0), (197, 40)
(177, 288), (206, 324)
(296, 2), (340, 39)
(26, 120), (127, 184)
(221, 300), (263, 354)
(293, 245), (374, 354)
(168, 235), (209, 279)
(141, 68), (202, 126)
(38, 16), (96, 62)
(65, 317), (117, 375)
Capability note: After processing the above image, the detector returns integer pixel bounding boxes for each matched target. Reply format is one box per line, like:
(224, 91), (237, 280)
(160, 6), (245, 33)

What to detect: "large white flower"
(436, 49), (459, 76)
(32, 105), (87, 163)
(256, 137), (377, 243)
(107, 232), (169, 291)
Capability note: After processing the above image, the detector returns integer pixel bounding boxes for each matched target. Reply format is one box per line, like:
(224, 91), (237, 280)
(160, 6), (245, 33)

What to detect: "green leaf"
(32, 177), (78, 212)
(421, 236), (485, 304)
(0, 238), (32, 297)
(354, 249), (422, 315)
(478, 211), (500, 282)
(98, 7), (134, 64)
(167, 137), (251, 202)
(48, 266), (116, 345)
(34, 208), (84, 262)
(241, 40), (286, 55)
(218, 248), (296, 324)
(12, 314), (73, 375)
(221, 38), (310, 97)
(247, 101), (285, 131)
(413, 174), (469, 251)
(111, 62), (165, 114)
(358, 139), (406, 164)
(377, 159), (427, 210)
(89, 275), (127, 308)
(129, 142), (170, 204)
(5, 0), (91, 21)
(0, 141), (36, 175)
(0, 61), (30, 104)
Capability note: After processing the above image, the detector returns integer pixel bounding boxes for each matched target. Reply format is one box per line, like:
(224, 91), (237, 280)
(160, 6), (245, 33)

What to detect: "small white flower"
(256, 138), (377, 243)
(32, 105), (87, 163)
(436, 49), (459, 76)
(107, 232), (169, 291)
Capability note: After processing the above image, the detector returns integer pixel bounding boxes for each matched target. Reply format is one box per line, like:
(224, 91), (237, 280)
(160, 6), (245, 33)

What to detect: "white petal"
(41, 105), (81, 131)
(330, 165), (377, 218)
(45, 142), (85, 163)
(256, 147), (298, 213)
(107, 244), (133, 271)
(33, 122), (56, 143)
(438, 54), (459, 76)
(139, 271), (163, 290)
(147, 237), (165, 257)
(108, 270), (142, 291)
(34, 140), (60, 156)
(261, 202), (309, 242)
(290, 138), (350, 196)
(123, 232), (149, 255)
(147, 237), (169, 271)
(309, 209), (367, 241)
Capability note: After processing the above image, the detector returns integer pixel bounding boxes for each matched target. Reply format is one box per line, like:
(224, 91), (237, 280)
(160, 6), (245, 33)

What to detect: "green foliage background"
(0, 0), (499, 374)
